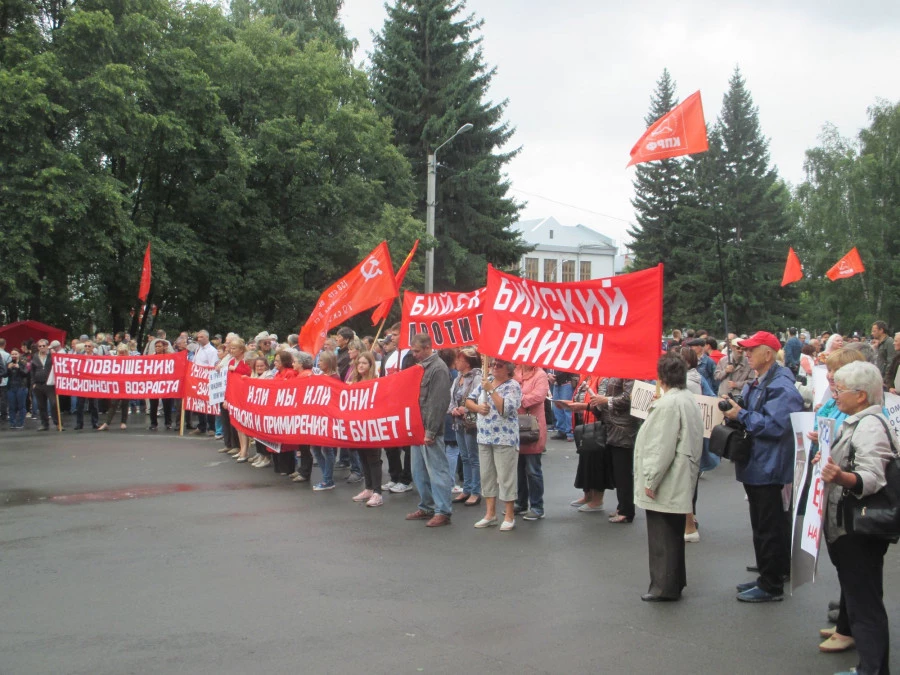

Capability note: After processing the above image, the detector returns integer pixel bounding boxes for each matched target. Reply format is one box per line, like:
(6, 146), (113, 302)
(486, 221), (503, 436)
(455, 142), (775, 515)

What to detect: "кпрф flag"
(826, 247), (865, 281)
(628, 91), (709, 167)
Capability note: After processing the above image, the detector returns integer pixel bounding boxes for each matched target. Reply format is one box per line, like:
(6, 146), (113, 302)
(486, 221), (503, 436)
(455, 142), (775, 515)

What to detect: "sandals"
(464, 495), (482, 506)
(608, 513), (633, 523)
(452, 493), (471, 503)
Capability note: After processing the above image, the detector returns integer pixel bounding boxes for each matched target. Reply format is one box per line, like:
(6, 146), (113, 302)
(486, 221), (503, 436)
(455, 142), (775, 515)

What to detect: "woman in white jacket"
(633, 355), (704, 602)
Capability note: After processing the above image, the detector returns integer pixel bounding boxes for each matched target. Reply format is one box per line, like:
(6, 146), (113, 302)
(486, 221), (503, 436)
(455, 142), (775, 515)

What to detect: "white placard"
(208, 369), (228, 406)
(812, 365), (831, 408)
(800, 417), (835, 559)
(629, 381), (723, 439)
(883, 392), (900, 444)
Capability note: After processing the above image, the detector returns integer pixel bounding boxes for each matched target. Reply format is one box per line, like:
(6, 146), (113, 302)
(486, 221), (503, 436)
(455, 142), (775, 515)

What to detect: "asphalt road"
(1, 416), (898, 675)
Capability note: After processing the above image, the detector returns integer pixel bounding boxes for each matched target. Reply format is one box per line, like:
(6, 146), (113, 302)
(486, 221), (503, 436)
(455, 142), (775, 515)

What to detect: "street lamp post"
(425, 123), (473, 294)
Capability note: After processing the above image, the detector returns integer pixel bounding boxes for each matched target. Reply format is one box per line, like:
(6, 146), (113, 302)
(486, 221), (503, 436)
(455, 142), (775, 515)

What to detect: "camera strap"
(746, 365), (779, 413)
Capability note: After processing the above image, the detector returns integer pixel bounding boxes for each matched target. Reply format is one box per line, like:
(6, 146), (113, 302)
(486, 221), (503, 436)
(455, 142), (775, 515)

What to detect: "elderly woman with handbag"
(466, 359), (522, 532)
(449, 347), (482, 506)
(634, 355), (704, 602)
(816, 361), (896, 675)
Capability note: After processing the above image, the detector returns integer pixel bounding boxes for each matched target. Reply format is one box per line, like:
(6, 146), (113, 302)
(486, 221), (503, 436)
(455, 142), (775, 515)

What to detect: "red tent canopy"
(0, 320), (67, 350)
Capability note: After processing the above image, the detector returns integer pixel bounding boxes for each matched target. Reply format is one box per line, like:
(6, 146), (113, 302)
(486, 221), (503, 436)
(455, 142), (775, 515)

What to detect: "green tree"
(369, 0), (527, 291)
(794, 101), (900, 333)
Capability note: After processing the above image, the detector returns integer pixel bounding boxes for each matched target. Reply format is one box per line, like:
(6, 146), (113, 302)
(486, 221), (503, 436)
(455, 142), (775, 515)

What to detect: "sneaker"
(289, 471), (300, 479)
(513, 504), (527, 515)
(736, 581), (757, 593)
(381, 481), (397, 491)
(353, 489), (374, 502)
(254, 458), (271, 468)
(684, 531), (700, 543)
(390, 482), (413, 493)
(500, 519), (516, 532)
(292, 474), (309, 483)
(736, 586), (783, 603)
(451, 485), (464, 494)
(346, 472), (363, 484)
(522, 510), (544, 521)
(214, 434), (223, 440)
(366, 493), (384, 507)
(312, 482), (335, 491)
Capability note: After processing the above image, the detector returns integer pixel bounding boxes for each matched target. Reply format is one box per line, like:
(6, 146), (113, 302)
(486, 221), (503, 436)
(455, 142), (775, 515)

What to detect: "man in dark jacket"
(31, 339), (61, 431)
(405, 333), (452, 527)
(722, 331), (803, 603)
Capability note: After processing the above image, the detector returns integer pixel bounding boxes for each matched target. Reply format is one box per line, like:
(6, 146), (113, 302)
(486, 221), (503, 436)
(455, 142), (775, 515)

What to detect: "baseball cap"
(685, 338), (705, 347)
(737, 331), (782, 352)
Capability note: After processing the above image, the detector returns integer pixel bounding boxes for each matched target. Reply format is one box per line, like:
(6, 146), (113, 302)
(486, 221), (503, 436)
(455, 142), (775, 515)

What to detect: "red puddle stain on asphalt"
(49, 483), (264, 504)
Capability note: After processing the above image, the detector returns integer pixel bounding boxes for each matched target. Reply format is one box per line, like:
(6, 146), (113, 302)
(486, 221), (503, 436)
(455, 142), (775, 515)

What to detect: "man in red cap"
(721, 331), (803, 603)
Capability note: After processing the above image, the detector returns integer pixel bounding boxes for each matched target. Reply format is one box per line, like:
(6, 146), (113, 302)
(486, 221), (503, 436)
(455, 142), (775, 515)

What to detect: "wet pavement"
(1, 415), (898, 674)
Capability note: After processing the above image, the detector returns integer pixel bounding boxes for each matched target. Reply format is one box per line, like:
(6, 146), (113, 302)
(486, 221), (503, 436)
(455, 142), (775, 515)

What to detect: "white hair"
(833, 361), (884, 406)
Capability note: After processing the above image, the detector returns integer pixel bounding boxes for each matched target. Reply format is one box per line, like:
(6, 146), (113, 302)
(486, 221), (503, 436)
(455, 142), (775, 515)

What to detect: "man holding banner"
(722, 331), (804, 603)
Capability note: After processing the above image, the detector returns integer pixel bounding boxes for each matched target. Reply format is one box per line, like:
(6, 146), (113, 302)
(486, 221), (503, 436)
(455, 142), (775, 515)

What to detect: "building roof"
(513, 217), (616, 252)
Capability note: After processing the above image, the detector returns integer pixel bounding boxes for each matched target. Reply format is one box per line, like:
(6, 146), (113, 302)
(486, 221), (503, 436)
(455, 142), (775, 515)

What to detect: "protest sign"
(812, 365), (830, 407)
(883, 392), (900, 444)
(183, 363), (220, 415)
(479, 264), (663, 379)
(225, 368), (425, 448)
(400, 288), (485, 349)
(629, 380), (722, 438)
(800, 417), (834, 562)
(789, 411), (816, 593)
(208, 369), (227, 406)
(54, 352), (187, 399)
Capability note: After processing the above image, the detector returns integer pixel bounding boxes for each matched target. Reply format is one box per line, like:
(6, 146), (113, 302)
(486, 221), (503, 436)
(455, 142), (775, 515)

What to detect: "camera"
(718, 394), (745, 412)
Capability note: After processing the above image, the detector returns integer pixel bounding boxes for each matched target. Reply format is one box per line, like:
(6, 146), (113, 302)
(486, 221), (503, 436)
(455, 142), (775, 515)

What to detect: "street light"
(425, 123), (473, 293)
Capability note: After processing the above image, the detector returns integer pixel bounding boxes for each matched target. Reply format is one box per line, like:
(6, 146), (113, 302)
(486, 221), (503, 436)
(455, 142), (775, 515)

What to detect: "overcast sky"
(341, 0), (899, 250)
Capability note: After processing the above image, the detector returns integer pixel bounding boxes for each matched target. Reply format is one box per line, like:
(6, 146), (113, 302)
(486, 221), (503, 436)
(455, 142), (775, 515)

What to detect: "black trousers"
(220, 405), (235, 449)
(609, 445), (635, 519)
(76, 397), (99, 429)
(646, 510), (686, 599)
(33, 384), (59, 428)
(386, 446), (412, 484)
(296, 446), (313, 479)
(360, 448), (384, 493)
(196, 412), (215, 433)
(744, 483), (791, 595)
(827, 534), (891, 675)
(149, 399), (173, 428)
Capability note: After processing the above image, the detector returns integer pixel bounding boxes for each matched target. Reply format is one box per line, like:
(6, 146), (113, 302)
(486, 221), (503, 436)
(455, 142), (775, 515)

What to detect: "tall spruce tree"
(705, 67), (795, 333)
(628, 69), (699, 329)
(369, 0), (527, 291)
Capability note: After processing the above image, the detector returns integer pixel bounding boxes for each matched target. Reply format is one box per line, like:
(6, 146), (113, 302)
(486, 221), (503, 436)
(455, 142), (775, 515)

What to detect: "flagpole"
(372, 317), (388, 344)
(713, 219), (732, 360)
(55, 393), (63, 432)
(179, 404), (185, 437)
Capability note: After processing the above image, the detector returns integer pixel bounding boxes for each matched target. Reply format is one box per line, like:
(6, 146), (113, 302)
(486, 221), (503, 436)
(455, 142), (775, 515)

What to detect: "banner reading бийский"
(53, 352), (188, 399)
(400, 288), (485, 349)
(478, 264), (664, 379)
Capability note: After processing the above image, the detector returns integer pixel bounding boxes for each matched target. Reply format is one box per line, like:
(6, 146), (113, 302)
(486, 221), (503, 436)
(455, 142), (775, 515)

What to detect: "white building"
(512, 216), (618, 282)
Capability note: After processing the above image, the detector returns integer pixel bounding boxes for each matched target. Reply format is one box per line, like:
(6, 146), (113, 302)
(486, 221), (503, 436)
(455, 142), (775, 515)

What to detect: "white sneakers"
(381, 481), (397, 491)
(389, 483), (413, 493)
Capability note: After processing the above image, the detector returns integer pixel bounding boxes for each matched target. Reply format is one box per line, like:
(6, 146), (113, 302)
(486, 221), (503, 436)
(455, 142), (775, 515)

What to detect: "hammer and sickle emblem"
(360, 256), (383, 281)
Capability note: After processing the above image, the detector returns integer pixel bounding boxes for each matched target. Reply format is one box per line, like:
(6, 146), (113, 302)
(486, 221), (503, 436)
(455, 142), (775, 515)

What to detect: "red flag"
(826, 247), (865, 281)
(371, 239), (419, 326)
(627, 91), (709, 167)
(298, 242), (398, 355)
(478, 264), (664, 379)
(138, 241), (152, 302)
(780, 247), (803, 286)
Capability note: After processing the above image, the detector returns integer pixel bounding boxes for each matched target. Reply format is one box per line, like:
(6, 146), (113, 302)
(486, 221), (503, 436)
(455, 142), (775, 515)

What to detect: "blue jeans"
(553, 383), (573, 437)
(516, 453), (544, 514)
(312, 447), (336, 485)
(8, 388), (26, 427)
(411, 437), (453, 516)
(455, 429), (481, 495)
(445, 440), (460, 486)
(70, 396), (78, 414)
(215, 415), (223, 437)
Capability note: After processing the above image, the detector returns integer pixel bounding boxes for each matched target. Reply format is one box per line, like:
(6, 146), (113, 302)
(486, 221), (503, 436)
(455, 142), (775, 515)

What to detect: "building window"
(549, 230), (554, 240)
(561, 260), (575, 282)
(524, 257), (538, 280)
(543, 259), (557, 282)
(580, 260), (592, 281)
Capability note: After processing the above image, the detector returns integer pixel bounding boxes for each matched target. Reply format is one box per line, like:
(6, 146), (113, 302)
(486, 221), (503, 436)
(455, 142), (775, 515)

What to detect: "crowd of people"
(1, 321), (897, 675)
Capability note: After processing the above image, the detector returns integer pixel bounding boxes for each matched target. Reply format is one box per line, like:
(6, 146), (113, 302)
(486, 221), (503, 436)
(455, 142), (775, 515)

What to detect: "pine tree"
(709, 67), (795, 333)
(628, 69), (700, 328)
(369, 0), (527, 291)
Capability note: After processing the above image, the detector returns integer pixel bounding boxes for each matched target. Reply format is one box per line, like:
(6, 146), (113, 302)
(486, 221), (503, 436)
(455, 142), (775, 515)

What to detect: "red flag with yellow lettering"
(627, 91), (709, 167)
(299, 242), (397, 355)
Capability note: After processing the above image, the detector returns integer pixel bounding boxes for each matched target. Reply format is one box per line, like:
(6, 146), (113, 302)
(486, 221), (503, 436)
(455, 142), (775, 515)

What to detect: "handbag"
(709, 422), (752, 463)
(840, 416), (900, 543)
(573, 420), (607, 453)
(518, 414), (540, 444)
(462, 412), (478, 432)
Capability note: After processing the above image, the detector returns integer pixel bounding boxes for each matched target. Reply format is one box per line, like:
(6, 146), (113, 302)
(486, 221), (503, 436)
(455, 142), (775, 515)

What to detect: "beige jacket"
(824, 405), (895, 544)
(633, 387), (704, 514)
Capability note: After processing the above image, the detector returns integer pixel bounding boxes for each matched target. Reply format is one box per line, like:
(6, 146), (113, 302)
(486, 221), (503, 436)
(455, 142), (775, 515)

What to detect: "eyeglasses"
(832, 387), (860, 397)
(491, 363), (506, 369)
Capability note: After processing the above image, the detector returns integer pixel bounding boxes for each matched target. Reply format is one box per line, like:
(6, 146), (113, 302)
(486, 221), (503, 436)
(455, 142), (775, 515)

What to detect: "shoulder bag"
(840, 415), (900, 543)
(519, 414), (540, 445)
(573, 420), (607, 453)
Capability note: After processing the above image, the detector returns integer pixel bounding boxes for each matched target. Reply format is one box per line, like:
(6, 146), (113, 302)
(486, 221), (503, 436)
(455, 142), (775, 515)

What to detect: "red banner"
(298, 242), (398, 355)
(400, 288), (485, 349)
(225, 368), (425, 448)
(183, 362), (220, 415)
(627, 90), (709, 167)
(478, 265), (664, 379)
(53, 352), (188, 399)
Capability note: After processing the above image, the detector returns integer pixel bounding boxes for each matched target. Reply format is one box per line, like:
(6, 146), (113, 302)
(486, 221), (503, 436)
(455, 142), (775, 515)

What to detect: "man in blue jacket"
(722, 331), (804, 603)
